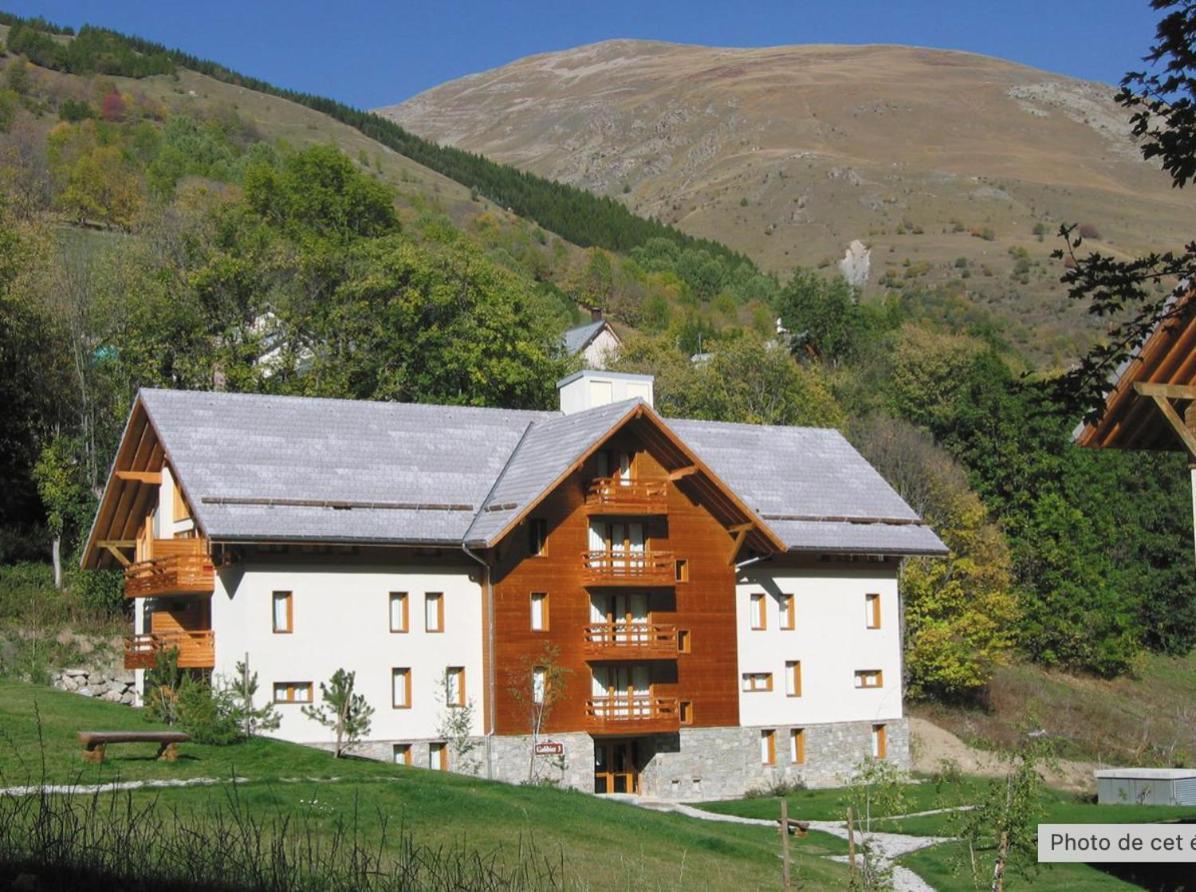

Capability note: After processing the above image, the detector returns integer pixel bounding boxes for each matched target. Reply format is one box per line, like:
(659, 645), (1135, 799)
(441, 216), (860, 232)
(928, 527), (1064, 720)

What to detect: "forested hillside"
(0, 11), (1193, 732)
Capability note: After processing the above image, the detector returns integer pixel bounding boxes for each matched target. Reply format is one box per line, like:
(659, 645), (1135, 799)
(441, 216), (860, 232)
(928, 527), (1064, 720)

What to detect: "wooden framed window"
(785, 660), (802, 697)
(445, 666), (465, 707)
(528, 518), (548, 556)
(854, 669), (884, 689)
(679, 700), (693, 725)
(780, 594), (795, 630)
(674, 559), (689, 582)
(865, 593), (881, 629)
(750, 593), (766, 630)
(272, 681), (312, 704)
(530, 592), (549, 631)
(872, 724), (887, 759)
(790, 728), (806, 765)
(393, 743), (412, 766)
(677, 629), (691, 654)
(392, 667), (412, 708)
(760, 729), (776, 765)
(424, 593), (444, 633)
(532, 666), (546, 704)
(742, 672), (773, 692)
(272, 591), (293, 634)
(389, 592), (409, 633)
(429, 741), (447, 771)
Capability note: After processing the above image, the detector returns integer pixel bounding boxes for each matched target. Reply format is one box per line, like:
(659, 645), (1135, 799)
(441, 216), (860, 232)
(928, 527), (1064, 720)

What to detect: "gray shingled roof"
(562, 320), (606, 355)
(135, 389), (945, 556)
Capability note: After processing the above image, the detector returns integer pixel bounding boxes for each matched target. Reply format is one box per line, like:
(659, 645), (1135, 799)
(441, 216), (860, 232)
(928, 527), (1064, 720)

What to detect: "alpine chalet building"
(82, 371), (946, 799)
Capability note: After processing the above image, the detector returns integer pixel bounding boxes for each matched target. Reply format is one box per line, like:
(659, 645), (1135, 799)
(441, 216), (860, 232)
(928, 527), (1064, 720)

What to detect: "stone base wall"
(52, 667), (137, 705)
(315, 718), (909, 802)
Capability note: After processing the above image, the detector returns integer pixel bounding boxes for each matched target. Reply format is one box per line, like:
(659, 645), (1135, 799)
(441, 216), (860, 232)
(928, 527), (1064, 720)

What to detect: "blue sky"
(5, 1), (1162, 108)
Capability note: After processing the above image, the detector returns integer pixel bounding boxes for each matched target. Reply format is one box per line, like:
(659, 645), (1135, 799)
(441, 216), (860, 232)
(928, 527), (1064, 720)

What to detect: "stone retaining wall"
(52, 667), (137, 706)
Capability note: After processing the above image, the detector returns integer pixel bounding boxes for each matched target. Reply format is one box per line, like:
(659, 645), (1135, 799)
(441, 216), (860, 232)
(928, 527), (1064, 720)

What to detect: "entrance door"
(594, 739), (639, 794)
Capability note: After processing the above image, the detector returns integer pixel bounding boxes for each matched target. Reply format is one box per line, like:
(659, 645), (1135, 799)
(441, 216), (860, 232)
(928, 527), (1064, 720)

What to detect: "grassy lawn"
(0, 680), (853, 890)
(898, 841), (1149, 891)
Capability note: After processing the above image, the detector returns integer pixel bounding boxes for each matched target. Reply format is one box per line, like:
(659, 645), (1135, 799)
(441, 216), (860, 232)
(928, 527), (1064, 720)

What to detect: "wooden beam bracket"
(669, 466), (698, 481)
(115, 471), (162, 484)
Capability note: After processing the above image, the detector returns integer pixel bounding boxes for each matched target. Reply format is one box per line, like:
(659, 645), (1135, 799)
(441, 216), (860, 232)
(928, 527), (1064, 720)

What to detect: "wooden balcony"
(585, 695), (680, 735)
(585, 477), (668, 514)
(583, 623), (679, 660)
(124, 630), (215, 670)
(581, 550), (676, 586)
(124, 541), (214, 598)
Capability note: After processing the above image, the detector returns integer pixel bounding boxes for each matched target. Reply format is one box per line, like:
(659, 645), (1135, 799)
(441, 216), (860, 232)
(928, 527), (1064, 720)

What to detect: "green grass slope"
(0, 680), (852, 890)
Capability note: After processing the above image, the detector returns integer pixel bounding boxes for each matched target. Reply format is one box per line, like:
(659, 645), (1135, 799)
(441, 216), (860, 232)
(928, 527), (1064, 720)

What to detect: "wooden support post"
(780, 797), (791, 890)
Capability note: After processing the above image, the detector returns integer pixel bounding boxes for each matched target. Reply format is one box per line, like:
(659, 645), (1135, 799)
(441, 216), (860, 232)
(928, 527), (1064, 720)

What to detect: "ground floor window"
(872, 723), (887, 759)
(393, 743), (412, 765)
(429, 741), (447, 771)
(760, 729), (776, 765)
(790, 728), (805, 764)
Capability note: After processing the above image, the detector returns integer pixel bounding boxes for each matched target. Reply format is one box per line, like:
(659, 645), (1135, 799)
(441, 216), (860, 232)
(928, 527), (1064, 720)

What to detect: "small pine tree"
(224, 659), (280, 739)
(302, 668), (374, 758)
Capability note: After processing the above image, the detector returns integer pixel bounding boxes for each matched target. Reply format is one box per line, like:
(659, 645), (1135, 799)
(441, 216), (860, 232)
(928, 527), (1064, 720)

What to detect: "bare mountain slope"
(380, 40), (1194, 363)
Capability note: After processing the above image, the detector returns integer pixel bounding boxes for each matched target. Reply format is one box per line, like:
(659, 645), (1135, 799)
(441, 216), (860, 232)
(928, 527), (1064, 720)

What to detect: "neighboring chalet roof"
(83, 388), (946, 567)
(1076, 295), (1196, 453)
(562, 319), (617, 356)
(669, 420), (946, 556)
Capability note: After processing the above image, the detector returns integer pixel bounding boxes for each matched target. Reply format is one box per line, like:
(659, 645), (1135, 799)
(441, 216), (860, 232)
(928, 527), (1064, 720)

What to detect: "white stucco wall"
(210, 562), (484, 745)
(583, 329), (621, 369)
(735, 564), (904, 728)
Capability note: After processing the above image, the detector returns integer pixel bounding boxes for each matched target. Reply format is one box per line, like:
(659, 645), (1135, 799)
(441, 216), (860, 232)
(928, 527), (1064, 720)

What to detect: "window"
(528, 518), (548, 556)
(393, 743), (412, 766)
(445, 667), (465, 707)
(679, 700), (694, 725)
(790, 728), (806, 764)
(392, 668), (412, 708)
(761, 729), (776, 765)
(742, 672), (773, 692)
(429, 741), (447, 771)
(530, 592), (549, 631)
(677, 629), (691, 654)
(785, 661), (802, 697)
(532, 666), (547, 704)
(272, 682), (312, 704)
(780, 594), (795, 630)
(872, 724), (887, 759)
(389, 592), (409, 633)
(750, 593), (766, 630)
(866, 593), (881, 629)
(854, 669), (884, 689)
(674, 559), (689, 582)
(425, 593), (444, 632)
(272, 591), (293, 634)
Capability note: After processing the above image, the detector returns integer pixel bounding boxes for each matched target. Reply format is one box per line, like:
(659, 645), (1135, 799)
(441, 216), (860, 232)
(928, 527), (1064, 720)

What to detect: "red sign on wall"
(534, 741), (564, 756)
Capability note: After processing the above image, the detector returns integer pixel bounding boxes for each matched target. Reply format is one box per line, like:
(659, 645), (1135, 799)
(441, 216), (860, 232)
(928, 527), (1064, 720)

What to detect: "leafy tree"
(839, 758), (908, 890)
(302, 668), (374, 758)
(32, 434), (92, 589)
(775, 268), (861, 363)
(435, 668), (481, 776)
(55, 144), (144, 229)
(852, 416), (1017, 698)
(506, 644), (571, 783)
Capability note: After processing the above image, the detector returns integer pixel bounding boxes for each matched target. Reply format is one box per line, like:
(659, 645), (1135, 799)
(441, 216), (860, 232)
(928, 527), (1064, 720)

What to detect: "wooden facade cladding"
(490, 428), (746, 736)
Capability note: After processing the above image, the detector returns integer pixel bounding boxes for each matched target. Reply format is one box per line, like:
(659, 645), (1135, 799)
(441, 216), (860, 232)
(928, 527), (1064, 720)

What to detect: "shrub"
(69, 568), (123, 616)
(58, 98), (94, 122)
(176, 678), (239, 745)
(1078, 223), (1102, 240)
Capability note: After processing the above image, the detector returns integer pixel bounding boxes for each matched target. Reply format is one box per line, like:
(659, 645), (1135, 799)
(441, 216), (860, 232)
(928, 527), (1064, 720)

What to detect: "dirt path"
(910, 717), (1098, 792)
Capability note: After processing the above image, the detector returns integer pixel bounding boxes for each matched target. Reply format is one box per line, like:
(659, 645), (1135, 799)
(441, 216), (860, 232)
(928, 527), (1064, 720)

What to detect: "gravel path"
(634, 798), (958, 892)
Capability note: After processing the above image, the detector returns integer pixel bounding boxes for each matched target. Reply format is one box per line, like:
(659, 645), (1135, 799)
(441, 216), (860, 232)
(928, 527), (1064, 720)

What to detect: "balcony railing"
(584, 622), (679, 659)
(581, 550), (676, 586)
(124, 630), (215, 670)
(585, 695), (680, 735)
(124, 545), (214, 599)
(585, 476), (668, 514)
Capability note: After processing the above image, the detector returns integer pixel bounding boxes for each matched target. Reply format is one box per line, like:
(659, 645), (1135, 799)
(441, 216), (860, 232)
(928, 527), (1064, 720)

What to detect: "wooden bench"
(78, 731), (191, 763)
(775, 817), (810, 837)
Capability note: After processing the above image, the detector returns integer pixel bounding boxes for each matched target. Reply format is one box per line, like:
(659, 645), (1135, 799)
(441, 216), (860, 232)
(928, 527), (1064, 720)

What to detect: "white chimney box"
(557, 369), (654, 415)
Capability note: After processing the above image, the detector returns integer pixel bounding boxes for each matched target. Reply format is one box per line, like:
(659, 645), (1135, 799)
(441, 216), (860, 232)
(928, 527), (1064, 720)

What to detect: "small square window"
(675, 559), (689, 582)
(742, 672), (773, 692)
(530, 592), (549, 631)
(425, 593), (444, 632)
(528, 518), (548, 556)
(679, 700), (693, 725)
(389, 592), (409, 633)
(677, 629), (691, 654)
(854, 669), (884, 689)
(272, 591), (293, 634)
(393, 743), (412, 766)
(273, 681), (312, 704)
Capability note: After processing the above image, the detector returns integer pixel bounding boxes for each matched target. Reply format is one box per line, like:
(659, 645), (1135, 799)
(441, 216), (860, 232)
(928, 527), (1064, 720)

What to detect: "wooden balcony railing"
(124, 544), (214, 598)
(581, 550), (676, 586)
(585, 476), (669, 514)
(124, 630), (215, 670)
(585, 695), (680, 735)
(583, 623), (679, 659)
